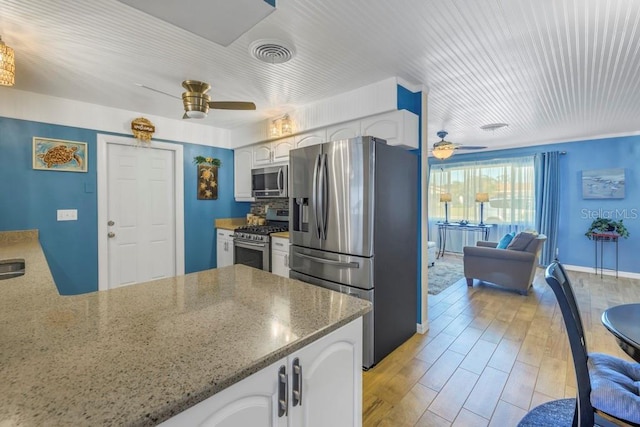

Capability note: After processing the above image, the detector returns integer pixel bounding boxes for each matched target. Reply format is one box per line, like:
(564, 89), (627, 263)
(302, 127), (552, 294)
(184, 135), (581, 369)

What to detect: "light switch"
(57, 209), (78, 221)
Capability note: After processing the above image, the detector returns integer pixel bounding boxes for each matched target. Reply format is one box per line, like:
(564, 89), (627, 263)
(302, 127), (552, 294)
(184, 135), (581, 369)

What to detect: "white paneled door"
(99, 137), (184, 290)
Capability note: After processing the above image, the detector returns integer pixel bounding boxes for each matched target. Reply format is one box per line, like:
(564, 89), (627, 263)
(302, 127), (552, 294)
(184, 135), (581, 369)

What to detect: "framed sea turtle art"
(33, 137), (88, 172)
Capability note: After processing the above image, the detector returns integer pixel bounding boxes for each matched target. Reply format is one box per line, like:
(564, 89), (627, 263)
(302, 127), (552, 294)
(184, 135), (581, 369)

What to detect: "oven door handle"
(234, 240), (268, 249)
(293, 252), (359, 269)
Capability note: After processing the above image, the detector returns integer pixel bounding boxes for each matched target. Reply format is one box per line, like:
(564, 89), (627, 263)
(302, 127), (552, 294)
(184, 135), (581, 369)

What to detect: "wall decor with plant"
(194, 156), (221, 200)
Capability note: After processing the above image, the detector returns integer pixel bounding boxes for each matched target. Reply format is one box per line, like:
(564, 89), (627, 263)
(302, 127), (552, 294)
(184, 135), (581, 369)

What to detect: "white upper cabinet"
(326, 120), (361, 142)
(235, 109), (418, 201)
(234, 147), (254, 202)
(252, 144), (273, 166)
(253, 137), (293, 167)
(272, 138), (293, 163)
(294, 130), (327, 149)
(361, 110), (419, 149)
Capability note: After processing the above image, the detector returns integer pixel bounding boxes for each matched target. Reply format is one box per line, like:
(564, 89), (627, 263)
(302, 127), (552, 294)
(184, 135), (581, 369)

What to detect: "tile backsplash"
(250, 198), (289, 217)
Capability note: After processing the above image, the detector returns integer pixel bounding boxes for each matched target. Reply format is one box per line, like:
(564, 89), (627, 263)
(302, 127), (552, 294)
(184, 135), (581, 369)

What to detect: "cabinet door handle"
(278, 365), (288, 417)
(285, 254), (289, 267)
(292, 358), (302, 407)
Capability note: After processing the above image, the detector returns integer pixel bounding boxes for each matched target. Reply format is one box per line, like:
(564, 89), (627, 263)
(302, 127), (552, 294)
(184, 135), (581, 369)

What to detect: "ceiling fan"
(431, 130), (487, 160)
(138, 80), (256, 119)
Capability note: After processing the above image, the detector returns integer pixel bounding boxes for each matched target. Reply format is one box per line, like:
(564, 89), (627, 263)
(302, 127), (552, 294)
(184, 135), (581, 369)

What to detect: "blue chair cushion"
(588, 352), (640, 423)
(496, 232), (516, 249)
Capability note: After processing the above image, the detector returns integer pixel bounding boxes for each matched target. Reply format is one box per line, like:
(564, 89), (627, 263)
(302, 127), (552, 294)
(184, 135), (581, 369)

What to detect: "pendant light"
(0, 35), (15, 86)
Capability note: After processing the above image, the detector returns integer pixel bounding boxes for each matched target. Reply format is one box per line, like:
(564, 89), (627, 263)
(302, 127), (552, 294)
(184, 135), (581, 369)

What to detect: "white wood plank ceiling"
(1, 0), (640, 150)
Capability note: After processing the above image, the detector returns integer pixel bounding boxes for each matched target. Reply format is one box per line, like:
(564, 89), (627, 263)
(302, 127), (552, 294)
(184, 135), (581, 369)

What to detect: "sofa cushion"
(497, 232), (516, 249)
(506, 232), (537, 251)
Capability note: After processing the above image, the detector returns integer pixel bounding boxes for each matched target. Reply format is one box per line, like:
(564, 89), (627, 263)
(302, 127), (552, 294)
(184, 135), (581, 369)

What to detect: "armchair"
(463, 233), (546, 295)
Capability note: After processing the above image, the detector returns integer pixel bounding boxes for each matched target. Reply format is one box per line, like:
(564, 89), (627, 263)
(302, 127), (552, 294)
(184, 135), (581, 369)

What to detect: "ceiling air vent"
(249, 39), (295, 64)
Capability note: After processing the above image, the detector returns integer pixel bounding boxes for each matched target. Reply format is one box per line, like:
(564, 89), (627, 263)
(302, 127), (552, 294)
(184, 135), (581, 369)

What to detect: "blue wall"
(0, 116), (250, 295)
(397, 84), (424, 324)
(428, 135), (640, 273)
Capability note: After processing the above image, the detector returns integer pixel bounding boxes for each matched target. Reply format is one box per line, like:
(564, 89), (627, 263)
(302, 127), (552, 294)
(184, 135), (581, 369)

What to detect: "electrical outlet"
(57, 209), (78, 221)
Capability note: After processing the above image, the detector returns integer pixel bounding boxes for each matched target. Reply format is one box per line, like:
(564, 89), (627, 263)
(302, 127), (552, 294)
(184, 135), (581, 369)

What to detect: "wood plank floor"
(363, 257), (638, 426)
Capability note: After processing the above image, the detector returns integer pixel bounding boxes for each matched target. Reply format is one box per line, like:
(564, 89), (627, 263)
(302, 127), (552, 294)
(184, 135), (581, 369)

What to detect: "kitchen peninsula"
(0, 231), (371, 426)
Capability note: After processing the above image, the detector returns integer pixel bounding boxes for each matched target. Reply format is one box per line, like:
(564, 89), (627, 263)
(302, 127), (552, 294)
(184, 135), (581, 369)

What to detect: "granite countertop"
(271, 231), (290, 239)
(214, 217), (246, 231)
(0, 231), (371, 426)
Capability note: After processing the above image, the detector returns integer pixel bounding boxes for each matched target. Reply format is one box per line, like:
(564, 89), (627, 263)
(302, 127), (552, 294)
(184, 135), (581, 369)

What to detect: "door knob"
(108, 232), (116, 238)
(107, 220), (115, 226)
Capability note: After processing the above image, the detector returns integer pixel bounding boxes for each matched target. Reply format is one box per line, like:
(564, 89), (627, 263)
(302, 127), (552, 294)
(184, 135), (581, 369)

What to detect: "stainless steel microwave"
(251, 165), (288, 198)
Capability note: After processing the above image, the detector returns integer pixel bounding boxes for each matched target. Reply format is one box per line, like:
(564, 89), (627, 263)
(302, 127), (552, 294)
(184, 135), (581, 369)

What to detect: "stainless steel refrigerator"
(289, 136), (418, 369)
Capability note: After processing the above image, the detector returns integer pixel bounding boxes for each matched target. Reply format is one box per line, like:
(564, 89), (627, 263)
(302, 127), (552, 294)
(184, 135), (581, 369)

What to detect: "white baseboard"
(416, 322), (429, 334)
(562, 264), (640, 280)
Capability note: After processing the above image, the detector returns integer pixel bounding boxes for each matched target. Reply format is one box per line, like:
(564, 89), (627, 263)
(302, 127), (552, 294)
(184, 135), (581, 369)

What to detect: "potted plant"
(585, 217), (630, 239)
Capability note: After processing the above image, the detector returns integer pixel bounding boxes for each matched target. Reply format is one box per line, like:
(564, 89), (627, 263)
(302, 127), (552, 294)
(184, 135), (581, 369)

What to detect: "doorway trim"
(97, 134), (185, 291)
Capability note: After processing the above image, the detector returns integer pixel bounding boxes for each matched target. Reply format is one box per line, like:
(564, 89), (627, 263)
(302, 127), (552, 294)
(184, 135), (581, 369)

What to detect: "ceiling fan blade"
(136, 83), (181, 100)
(458, 145), (488, 150)
(209, 101), (256, 110)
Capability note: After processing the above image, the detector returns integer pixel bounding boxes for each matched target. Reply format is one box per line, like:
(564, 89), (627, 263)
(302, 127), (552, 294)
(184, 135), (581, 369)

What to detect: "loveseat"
(463, 233), (547, 295)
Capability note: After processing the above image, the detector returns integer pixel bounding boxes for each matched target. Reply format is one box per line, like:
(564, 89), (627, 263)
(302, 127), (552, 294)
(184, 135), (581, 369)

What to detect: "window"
(428, 156), (535, 252)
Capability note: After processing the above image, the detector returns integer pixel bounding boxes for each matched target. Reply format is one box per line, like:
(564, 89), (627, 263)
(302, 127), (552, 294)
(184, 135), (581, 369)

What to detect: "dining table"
(601, 303), (640, 363)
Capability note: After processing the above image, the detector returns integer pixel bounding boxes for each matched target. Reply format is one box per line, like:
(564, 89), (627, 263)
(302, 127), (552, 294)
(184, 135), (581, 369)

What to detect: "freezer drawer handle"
(294, 252), (359, 268)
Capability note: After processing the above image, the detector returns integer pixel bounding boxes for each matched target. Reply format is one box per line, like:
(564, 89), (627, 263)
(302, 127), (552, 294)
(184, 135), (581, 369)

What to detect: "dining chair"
(518, 261), (640, 427)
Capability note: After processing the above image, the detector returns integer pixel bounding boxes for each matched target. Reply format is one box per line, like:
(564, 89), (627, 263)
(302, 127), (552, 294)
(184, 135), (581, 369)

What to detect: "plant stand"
(593, 232), (619, 278)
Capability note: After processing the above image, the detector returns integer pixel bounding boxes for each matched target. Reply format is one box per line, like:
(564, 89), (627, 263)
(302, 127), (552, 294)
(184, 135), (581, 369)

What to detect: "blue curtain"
(535, 152), (560, 265)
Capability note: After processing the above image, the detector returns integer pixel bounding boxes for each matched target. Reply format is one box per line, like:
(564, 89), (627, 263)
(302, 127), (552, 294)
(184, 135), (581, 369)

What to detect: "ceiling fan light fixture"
(432, 145), (455, 160)
(185, 110), (207, 119)
(182, 91), (210, 119)
(0, 35), (15, 87)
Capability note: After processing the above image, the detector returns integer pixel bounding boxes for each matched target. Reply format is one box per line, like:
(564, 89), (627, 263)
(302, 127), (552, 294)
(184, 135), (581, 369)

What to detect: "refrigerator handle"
(293, 252), (359, 268)
(312, 154), (322, 239)
(321, 153), (328, 240)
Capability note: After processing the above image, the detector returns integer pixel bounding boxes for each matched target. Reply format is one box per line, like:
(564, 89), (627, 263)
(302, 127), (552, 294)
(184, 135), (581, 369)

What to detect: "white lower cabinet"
(271, 236), (290, 278)
(288, 318), (363, 427)
(160, 317), (363, 427)
(216, 229), (235, 268)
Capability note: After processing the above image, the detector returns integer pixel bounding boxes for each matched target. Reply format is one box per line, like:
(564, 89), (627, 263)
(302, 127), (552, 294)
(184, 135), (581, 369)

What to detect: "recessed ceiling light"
(249, 39), (295, 64)
(480, 123), (509, 131)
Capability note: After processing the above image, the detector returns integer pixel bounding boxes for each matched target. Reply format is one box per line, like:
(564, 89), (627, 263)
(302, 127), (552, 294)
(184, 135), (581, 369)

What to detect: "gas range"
(233, 209), (289, 272)
(234, 225), (289, 242)
(233, 209), (289, 243)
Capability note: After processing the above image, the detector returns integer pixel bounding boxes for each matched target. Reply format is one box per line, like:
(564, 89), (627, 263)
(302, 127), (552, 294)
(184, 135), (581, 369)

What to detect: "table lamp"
(440, 193), (452, 223)
(475, 192), (489, 225)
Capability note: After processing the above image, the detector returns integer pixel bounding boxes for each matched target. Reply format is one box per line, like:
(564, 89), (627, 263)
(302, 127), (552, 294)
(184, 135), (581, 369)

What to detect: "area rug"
(517, 398), (575, 426)
(428, 260), (464, 295)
